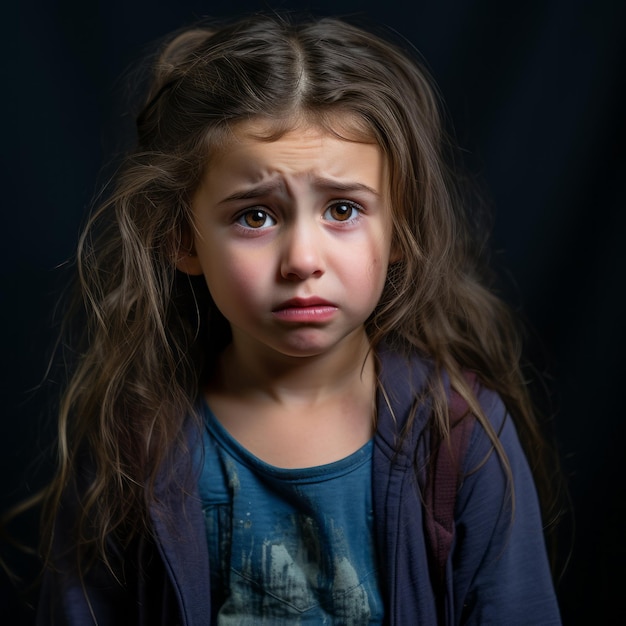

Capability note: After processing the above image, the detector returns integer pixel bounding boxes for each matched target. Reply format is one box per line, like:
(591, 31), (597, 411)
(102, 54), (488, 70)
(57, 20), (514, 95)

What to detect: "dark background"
(3, 0), (625, 623)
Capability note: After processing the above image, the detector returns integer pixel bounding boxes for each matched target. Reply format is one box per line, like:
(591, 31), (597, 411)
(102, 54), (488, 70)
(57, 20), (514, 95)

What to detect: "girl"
(36, 13), (561, 625)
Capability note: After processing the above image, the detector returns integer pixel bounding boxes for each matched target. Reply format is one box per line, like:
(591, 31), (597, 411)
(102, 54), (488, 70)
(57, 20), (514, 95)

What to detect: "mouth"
(272, 297), (338, 322)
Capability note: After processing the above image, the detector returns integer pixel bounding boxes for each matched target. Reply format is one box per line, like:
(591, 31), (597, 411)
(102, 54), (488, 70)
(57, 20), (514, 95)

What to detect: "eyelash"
(234, 200), (364, 231)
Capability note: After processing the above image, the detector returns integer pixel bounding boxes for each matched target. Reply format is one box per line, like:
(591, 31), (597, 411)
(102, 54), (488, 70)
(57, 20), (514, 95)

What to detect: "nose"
(279, 220), (325, 281)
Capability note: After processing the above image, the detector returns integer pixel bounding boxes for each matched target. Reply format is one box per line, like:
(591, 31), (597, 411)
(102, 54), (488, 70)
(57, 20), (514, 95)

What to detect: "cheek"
(364, 235), (392, 282)
(202, 246), (265, 306)
(342, 247), (389, 302)
(367, 257), (390, 297)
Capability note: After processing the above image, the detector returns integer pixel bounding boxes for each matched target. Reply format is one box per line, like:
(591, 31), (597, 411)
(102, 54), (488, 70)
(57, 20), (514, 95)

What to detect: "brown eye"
(238, 209), (275, 229)
(325, 202), (359, 222)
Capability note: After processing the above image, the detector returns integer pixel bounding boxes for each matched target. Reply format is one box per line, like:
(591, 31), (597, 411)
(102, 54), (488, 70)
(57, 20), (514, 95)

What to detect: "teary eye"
(237, 209), (276, 229)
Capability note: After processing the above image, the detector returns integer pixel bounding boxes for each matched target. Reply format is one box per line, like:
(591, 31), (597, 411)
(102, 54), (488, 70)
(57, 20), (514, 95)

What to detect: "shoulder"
(374, 341), (531, 485)
(460, 383), (531, 494)
(374, 343), (433, 460)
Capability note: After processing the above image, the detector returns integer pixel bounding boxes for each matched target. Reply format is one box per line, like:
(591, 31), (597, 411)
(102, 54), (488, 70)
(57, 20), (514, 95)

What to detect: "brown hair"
(36, 13), (559, 576)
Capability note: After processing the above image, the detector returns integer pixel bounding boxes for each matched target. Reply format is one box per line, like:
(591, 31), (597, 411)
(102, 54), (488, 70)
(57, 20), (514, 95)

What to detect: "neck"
(211, 330), (375, 409)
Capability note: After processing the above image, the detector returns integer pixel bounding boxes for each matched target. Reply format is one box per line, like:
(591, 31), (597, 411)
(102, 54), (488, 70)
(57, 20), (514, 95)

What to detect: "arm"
(36, 478), (179, 626)
(37, 504), (139, 625)
(452, 390), (561, 625)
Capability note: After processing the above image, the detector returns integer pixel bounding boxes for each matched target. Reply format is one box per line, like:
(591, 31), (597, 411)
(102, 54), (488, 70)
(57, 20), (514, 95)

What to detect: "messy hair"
(39, 14), (558, 574)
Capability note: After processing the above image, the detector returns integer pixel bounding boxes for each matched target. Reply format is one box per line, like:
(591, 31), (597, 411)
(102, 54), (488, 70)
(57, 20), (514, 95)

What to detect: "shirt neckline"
(202, 400), (373, 483)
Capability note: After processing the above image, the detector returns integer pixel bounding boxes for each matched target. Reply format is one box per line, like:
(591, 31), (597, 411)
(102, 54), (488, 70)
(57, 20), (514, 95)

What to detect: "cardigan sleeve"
(36, 478), (140, 626)
(451, 388), (561, 625)
(36, 476), (182, 626)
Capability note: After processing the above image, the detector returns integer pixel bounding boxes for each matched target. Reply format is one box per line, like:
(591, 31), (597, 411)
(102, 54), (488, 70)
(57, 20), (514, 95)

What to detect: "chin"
(269, 328), (364, 360)
(272, 341), (334, 359)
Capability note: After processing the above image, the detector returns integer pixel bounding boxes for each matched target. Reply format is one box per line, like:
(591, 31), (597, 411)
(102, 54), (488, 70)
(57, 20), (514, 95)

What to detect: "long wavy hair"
(38, 13), (560, 576)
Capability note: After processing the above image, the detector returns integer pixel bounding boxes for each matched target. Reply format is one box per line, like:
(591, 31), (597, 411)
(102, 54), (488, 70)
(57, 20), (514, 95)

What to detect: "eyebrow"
(311, 176), (380, 197)
(218, 176), (380, 204)
(218, 180), (283, 203)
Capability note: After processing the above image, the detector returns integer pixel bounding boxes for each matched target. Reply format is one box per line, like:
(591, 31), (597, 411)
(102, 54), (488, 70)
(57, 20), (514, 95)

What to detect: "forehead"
(202, 115), (387, 192)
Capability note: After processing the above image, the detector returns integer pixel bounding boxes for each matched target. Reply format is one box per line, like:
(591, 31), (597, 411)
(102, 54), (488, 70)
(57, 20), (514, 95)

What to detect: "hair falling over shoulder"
(32, 13), (562, 577)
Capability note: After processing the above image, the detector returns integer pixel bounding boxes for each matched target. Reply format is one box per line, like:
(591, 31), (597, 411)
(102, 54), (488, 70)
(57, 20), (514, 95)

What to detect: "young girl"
(36, 13), (561, 625)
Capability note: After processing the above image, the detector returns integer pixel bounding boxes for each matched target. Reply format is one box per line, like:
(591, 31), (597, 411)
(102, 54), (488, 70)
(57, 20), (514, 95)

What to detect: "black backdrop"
(4, 0), (625, 623)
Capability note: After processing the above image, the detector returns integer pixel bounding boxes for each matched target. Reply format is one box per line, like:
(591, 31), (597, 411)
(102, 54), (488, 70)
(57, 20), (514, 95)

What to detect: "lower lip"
(272, 305), (338, 323)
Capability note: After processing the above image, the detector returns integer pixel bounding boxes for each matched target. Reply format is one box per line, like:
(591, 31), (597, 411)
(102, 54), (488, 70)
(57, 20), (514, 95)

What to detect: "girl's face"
(182, 118), (395, 360)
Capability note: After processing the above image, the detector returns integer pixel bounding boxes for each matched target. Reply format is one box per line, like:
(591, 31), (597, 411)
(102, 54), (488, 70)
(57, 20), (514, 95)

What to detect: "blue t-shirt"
(197, 403), (384, 624)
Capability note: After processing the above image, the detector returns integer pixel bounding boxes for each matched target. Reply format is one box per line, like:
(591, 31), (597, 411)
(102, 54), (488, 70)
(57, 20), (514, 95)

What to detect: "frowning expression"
(184, 119), (394, 359)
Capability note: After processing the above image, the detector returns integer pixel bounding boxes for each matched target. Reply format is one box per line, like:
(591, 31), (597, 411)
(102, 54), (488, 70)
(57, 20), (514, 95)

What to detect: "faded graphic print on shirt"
(199, 409), (384, 625)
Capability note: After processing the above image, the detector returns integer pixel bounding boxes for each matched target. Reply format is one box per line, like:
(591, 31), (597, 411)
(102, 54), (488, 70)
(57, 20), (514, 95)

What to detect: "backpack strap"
(422, 372), (477, 614)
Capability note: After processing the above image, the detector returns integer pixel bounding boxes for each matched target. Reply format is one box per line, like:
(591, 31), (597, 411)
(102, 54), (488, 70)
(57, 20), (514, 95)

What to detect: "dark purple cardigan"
(38, 347), (561, 625)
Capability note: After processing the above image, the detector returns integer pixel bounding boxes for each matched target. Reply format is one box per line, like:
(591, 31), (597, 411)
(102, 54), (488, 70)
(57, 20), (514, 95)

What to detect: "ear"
(388, 234), (403, 265)
(174, 225), (204, 275)
(175, 248), (204, 275)
(389, 244), (403, 265)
